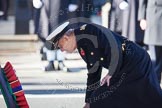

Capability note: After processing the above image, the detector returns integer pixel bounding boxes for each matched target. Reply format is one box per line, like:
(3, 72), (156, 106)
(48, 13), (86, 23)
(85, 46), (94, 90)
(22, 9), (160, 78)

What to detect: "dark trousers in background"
(0, 0), (9, 20)
(154, 46), (162, 83)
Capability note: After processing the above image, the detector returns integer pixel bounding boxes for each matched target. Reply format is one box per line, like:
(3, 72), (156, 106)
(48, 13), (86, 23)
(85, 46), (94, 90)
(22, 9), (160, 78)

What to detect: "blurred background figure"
(109, 0), (123, 35)
(68, 0), (93, 26)
(69, 0), (92, 18)
(138, 0), (162, 83)
(121, 0), (145, 47)
(109, 0), (145, 48)
(68, 0), (108, 26)
(32, 0), (42, 36)
(90, 0), (107, 25)
(33, 0), (68, 71)
(0, 0), (10, 20)
(15, 0), (31, 34)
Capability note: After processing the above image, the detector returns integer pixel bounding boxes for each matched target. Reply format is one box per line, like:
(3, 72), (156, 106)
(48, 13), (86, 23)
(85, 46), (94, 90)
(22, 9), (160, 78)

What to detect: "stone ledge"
(0, 35), (39, 53)
(0, 34), (38, 41)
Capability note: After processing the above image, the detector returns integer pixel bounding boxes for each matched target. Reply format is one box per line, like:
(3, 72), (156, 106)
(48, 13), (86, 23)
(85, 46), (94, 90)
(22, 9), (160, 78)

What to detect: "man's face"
(57, 34), (76, 53)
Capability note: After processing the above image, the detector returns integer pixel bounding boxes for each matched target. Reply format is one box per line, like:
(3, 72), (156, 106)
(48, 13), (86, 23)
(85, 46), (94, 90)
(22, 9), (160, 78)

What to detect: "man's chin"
(64, 50), (71, 53)
(65, 48), (76, 53)
(68, 51), (73, 53)
(66, 50), (75, 53)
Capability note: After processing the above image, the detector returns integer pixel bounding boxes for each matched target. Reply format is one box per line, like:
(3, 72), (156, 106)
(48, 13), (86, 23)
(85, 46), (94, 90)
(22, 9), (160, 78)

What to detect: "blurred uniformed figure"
(46, 22), (162, 108)
(109, 0), (123, 35)
(109, 0), (145, 47)
(68, 0), (93, 26)
(69, 0), (93, 18)
(32, 0), (68, 71)
(90, 0), (107, 25)
(138, 0), (162, 83)
(0, 0), (9, 20)
(32, 0), (43, 35)
(121, 0), (145, 47)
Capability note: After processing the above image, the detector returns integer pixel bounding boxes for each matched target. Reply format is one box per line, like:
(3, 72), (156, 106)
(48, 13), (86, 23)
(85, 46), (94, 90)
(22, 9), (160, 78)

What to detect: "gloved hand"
(33, 0), (43, 9)
(119, 1), (129, 10)
(140, 19), (147, 30)
(0, 11), (4, 16)
(68, 4), (78, 12)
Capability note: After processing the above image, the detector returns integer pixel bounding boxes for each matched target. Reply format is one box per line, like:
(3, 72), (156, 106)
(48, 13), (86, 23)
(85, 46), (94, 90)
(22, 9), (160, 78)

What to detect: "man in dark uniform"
(46, 22), (162, 108)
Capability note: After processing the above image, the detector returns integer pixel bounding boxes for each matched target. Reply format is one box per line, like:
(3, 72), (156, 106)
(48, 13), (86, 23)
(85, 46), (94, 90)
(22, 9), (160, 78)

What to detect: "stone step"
(0, 35), (38, 41)
(0, 94), (85, 108)
(0, 35), (39, 53)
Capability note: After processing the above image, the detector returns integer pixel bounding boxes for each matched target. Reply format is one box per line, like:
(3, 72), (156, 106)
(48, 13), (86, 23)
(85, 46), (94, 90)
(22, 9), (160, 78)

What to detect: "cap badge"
(122, 43), (126, 51)
(80, 24), (87, 31)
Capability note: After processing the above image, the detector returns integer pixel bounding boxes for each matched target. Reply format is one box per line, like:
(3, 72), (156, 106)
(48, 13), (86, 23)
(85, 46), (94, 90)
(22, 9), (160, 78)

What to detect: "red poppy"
(80, 48), (85, 56)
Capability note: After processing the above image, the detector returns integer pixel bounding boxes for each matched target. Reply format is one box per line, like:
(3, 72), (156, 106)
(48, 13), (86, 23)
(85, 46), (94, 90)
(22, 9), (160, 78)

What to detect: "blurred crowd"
(0, 0), (162, 82)
(108, 0), (162, 83)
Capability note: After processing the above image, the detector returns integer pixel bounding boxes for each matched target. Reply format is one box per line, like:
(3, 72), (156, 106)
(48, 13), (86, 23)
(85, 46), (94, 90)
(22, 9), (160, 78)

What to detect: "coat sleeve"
(138, 0), (147, 20)
(85, 65), (102, 103)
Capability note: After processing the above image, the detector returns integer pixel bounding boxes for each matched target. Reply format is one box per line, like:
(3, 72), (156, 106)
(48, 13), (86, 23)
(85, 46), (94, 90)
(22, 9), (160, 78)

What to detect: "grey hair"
(65, 29), (74, 36)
